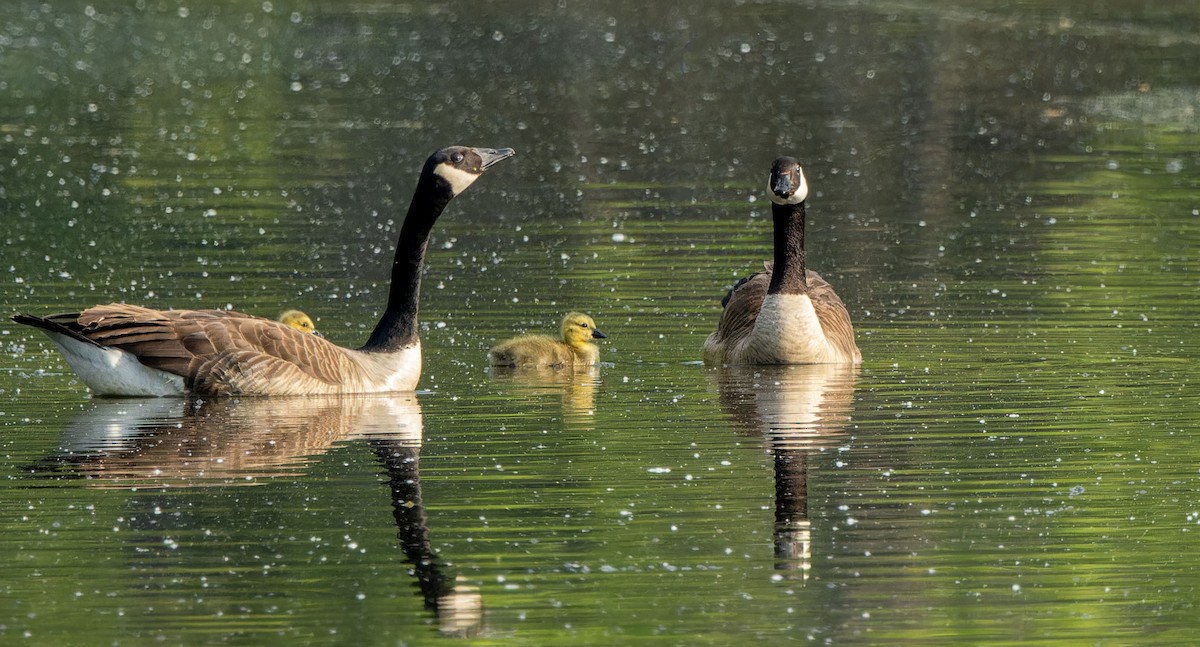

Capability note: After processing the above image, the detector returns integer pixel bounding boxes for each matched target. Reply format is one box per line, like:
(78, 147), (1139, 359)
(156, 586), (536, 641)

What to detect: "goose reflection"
(488, 364), (601, 426)
(34, 396), (423, 484)
(372, 437), (484, 637)
(29, 395), (483, 636)
(713, 364), (858, 580)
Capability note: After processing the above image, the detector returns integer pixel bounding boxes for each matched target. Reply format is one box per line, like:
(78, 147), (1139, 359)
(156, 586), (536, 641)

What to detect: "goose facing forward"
(13, 146), (515, 396)
(489, 312), (607, 368)
(703, 156), (860, 365)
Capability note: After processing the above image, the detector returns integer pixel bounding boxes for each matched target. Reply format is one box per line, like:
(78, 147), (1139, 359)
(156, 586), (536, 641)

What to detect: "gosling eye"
(451, 152), (464, 164)
(579, 322), (589, 328)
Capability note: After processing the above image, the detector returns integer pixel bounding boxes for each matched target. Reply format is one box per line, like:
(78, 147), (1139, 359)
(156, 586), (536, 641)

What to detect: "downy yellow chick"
(279, 310), (319, 335)
(489, 312), (607, 368)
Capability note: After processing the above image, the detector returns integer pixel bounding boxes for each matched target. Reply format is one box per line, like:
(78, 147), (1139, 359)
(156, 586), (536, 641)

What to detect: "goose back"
(29, 303), (419, 396)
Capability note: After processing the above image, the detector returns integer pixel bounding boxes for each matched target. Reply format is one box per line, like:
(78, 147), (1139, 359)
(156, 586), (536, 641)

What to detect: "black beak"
(313, 330), (325, 338)
(476, 147), (516, 170)
(592, 329), (607, 340)
(771, 170), (795, 199)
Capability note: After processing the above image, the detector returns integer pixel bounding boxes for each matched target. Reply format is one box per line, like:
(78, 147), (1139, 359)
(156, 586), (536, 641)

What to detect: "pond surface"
(2, 1), (1199, 644)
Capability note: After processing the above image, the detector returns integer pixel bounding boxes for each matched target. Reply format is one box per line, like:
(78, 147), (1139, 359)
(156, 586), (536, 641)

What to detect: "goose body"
(703, 156), (860, 366)
(489, 312), (607, 369)
(14, 146), (514, 396)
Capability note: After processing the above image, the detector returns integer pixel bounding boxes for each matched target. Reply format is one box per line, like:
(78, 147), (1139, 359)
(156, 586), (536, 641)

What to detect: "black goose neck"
(361, 173), (455, 352)
(767, 200), (808, 295)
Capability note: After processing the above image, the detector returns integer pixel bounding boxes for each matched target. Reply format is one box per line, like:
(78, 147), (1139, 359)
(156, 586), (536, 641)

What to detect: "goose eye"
(579, 322), (589, 328)
(451, 152), (464, 163)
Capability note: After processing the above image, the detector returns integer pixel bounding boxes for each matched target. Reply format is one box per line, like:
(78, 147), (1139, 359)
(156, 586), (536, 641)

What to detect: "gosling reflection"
(30, 395), (482, 636)
(714, 364), (858, 580)
(488, 364), (601, 425)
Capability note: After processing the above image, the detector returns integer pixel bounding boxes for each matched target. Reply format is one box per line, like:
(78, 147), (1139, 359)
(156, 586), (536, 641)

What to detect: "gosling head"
(426, 146), (516, 197)
(768, 156), (808, 206)
(560, 312), (606, 348)
(279, 310), (319, 335)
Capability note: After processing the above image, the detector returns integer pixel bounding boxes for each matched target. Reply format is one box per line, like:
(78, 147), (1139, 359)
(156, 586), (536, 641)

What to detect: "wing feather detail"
(804, 271), (863, 364)
(705, 263), (860, 364)
(46, 303), (365, 395)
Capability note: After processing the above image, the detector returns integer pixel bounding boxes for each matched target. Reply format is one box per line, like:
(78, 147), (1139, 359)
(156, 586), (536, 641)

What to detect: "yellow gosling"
(278, 310), (318, 335)
(489, 312), (607, 369)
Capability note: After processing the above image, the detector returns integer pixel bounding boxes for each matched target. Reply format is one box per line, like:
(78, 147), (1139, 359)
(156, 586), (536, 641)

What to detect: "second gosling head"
(561, 312), (606, 347)
(279, 309), (319, 335)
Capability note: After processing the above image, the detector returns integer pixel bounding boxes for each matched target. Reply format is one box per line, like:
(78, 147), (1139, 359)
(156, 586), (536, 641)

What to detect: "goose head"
(768, 156), (808, 205)
(427, 146), (516, 197)
(561, 312), (606, 348)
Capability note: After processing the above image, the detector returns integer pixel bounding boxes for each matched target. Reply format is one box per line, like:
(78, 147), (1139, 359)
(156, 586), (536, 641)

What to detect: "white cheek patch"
(767, 168), (809, 205)
(433, 163), (481, 195)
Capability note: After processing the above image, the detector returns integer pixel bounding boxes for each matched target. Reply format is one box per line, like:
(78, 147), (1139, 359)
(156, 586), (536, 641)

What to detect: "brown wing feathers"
(805, 271), (861, 363)
(713, 265), (770, 348)
(56, 303), (348, 393)
(182, 314), (351, 393)
(713, 263), (861, 364)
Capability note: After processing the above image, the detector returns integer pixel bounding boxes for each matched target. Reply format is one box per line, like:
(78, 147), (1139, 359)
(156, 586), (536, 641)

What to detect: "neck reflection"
(715, 364), (858, 580)
(31, 394), (482, 636)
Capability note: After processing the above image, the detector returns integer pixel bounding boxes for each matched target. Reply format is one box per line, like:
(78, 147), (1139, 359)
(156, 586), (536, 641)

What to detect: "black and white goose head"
(425, 146), (516, 197)
(768, 156), (809, 206)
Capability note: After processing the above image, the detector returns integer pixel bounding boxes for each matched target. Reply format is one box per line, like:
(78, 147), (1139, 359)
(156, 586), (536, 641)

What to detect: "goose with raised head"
(13, 146), (515, 396)
(703, 156), (860, 365)
(278, 310), (318, 335)
(488, 312), (607, 369)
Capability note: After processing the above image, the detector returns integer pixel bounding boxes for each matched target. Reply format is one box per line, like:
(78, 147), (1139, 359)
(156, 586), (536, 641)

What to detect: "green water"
(2, 1), (1199, 644)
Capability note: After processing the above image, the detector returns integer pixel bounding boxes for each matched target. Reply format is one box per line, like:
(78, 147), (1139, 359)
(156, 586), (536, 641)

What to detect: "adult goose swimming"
(13, 146), (515, 396)
(703, 156), (861, 365)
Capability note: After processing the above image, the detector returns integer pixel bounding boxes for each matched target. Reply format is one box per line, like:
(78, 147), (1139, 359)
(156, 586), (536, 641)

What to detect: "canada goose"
(488, 312), (607, 368)
(703, 156), (861, 365)
(278, 309), (318, 335)
(13, 146), (515, 396)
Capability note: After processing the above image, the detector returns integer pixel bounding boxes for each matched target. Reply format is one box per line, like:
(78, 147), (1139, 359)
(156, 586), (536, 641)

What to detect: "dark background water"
(2, 1), (1198, 644)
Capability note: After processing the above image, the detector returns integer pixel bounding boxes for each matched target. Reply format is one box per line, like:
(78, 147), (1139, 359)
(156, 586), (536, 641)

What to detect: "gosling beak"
(313, 330), (324, 338)
(476, 147), (516, 170)
(592, 329), (607, 340)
